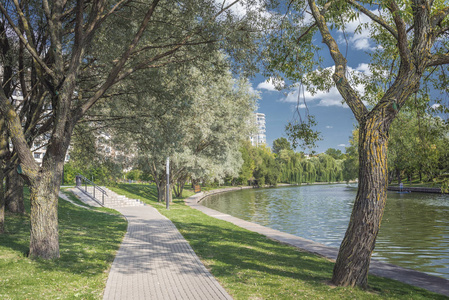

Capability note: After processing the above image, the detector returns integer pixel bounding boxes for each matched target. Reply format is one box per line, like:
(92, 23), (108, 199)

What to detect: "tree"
(272, 137), (292, 154)
(325, 148), (344, 160)
(342, 130), (359, 183)
(265, 0), (449, 287)
(0, 0), (262, 258)
(237, 141), (255, 185)
(252, 144), (279, 186)
(105, 55), (257, 201)
(126, 169), (142, 181)
(388, 111), (449, 182)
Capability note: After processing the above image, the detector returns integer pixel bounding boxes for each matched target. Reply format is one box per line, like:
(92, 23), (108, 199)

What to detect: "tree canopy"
(272, 137), (292, 154)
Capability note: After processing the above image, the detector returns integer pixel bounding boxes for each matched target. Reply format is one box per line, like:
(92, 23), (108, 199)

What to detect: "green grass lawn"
(0, 188), (127, 300)
(111, 183), (448, 300)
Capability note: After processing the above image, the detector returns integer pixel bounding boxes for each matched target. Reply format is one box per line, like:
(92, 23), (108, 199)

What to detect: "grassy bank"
(111, 183), (447, 299)
(0, 189), (127, 299)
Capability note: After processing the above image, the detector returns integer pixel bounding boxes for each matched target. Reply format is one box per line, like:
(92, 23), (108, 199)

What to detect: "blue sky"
(251, 77), (357, 153)
(249, 11), (377, 153)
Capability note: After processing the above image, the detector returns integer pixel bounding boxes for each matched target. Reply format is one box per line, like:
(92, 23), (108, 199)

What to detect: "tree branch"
(412, 0), (431, 53)
(347, 0), (398, 40)
(75, 0), (161, 120)
(308, 0), (368, 123)
(427, 53), (449, 66)
(0, 1), (55, 79)
(431, 6), (449, 28)
(0, 87), (39, 181)
(83, 0), (131, 44)
(386, 0), (412, 67)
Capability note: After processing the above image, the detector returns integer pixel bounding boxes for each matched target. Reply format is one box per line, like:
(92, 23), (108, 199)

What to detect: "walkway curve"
(185, 187), (449, 297)
(103, 205), (232, 300)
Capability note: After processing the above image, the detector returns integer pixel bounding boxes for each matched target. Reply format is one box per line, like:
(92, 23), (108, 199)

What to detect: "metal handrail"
(75, 174), (107, 205)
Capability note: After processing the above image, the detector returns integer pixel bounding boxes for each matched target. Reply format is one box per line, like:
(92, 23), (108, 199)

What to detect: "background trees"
(388, 111), (449, 183)
(95, 53), (258, 201)
(272, 137), (292, 154)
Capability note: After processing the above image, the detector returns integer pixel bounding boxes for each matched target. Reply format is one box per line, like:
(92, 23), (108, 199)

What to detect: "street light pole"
(166, 157), (170, 210)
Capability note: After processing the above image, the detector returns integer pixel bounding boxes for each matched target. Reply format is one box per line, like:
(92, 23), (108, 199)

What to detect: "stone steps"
(79, 186), (145, 208)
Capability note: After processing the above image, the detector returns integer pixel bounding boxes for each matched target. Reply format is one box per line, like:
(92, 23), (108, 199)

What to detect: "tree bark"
(174, 174), (188, 197)
(157, 179), (165, 203)
(28, 164), (63, 259)
(331, 114), (389, 287)
(5, 167), (25, 214)
(0, 162), (4, 234)
(156, 178), (173, 203)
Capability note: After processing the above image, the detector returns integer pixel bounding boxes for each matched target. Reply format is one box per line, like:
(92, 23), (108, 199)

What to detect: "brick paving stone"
(103, 205), (232, 300)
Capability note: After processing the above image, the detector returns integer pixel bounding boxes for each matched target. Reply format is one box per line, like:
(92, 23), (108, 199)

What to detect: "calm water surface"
(201, 184), (449, 279)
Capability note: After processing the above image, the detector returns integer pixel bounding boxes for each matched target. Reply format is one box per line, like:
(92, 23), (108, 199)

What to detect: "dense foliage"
(237, 140), (348, 186)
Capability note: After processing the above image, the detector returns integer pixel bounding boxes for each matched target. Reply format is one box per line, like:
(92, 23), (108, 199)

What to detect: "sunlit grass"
(0, 188), (127, 299)
(112, 183), (446, 299)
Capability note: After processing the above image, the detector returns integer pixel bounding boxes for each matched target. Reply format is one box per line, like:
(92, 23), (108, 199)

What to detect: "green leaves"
(285, 115), (322, 150)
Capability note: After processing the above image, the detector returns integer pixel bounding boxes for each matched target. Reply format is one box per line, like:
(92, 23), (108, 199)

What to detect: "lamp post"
(166, 157), (170, 210)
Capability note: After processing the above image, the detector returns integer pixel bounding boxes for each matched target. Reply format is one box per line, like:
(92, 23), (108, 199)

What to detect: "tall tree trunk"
(28, 161), (63, 259)
(156, 178), (173, 203)
(331, 115), (389, 287)
(174, 175), (187, 197)
(0, 162), (5, 234)
(157, 179), (165, 202)
(5, 167), (24, 214)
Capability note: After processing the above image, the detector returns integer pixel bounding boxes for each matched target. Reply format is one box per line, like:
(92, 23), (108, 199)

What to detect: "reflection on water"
(201, 184), (449, 279)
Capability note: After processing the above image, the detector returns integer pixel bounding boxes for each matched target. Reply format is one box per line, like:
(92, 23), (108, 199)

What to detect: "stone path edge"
(185, 186), (449, 297)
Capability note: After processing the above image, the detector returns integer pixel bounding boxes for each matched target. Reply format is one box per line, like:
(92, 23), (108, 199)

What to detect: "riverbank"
(191, 187), (449, 297)
(112, 183), (448, 299)
(387, 186), (448, 194)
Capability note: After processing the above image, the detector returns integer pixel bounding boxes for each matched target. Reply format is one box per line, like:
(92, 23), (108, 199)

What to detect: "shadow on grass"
(0, 212), (31, 257)
(175, 220), (331, 283)
(1, 193), (127, 277)
(41, 199), (126, 274)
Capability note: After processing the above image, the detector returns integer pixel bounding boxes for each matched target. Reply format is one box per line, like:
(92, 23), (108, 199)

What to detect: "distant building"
(250, 113), (266, 146)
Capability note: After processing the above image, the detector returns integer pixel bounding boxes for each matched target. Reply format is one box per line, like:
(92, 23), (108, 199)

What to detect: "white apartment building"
(250, 112), (266, 146)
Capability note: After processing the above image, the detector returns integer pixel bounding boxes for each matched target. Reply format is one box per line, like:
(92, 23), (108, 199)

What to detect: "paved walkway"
(103, 205), (232, 300)
(186, 188), (449, 298)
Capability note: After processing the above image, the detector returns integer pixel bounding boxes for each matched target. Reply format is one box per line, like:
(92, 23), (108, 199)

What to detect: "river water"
(201, 184), (449, 280)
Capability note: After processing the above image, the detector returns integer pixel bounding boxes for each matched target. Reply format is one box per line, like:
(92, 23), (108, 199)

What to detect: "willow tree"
(104, 57), (257, 201)
(265, 0), (449, 287)
(0, 0), (262, 259)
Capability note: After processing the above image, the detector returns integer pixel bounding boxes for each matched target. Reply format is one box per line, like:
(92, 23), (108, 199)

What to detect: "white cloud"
(431, 104), (441, 109)
(355, 63), (372, 76)
(337, 11), (379, 51)
(353, 38), (373, 51)
(257, 80), (276, 91)
(338, 144), (346, 147)
(216, 0), (271, 20)
(257, 77), (284, 91)
(281, 65), (370, 108)
(283, 85), (348, 107)
(216, 0), (250, 18)
(326, 126), (333, 129)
